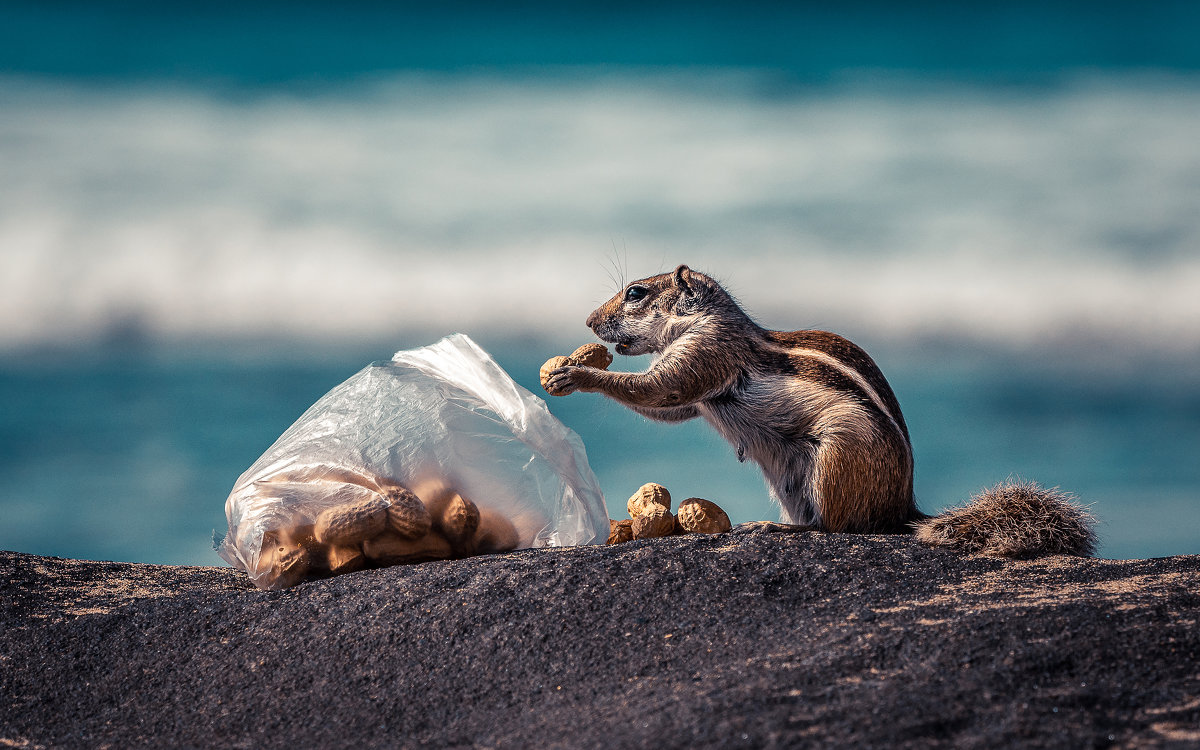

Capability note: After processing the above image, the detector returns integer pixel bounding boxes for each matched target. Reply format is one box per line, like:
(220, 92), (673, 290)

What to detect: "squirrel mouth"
(594, 326), (639, 354)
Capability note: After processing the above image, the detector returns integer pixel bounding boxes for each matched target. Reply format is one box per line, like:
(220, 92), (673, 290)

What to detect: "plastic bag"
(217, 333), (608, 589)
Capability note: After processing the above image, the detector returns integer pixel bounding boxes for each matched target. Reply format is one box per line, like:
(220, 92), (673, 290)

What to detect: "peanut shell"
(607, 518), (633, 545)
(474, 507), (520, 554)
(314, 496), (389, 546)
(627, 483), (672, 518)
(363, 529), (454, 565)
(677, 497), (732, 534)
(255, 539), (311, 590)
(568, 343), (613, 370)
(382, 486), (433, 539)
(631, 506), (675, 540)
(280, 523), (322, 552)
(540, 356), (572, 396)
(438, 493), (481, 554)
(327, 544), (366, 575)
(273, 546), (311, 588)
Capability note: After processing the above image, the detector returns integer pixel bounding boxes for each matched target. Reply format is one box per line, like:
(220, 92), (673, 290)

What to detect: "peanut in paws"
(539, 356), (573, 396)
(540, 344), (612, 396)
(569, 343), (613, 370)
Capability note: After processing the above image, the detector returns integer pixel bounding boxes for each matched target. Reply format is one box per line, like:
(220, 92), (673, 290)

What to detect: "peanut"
(363, 529), (454, 564)
(279, 522), (320, 550)
(627, 483), (672, 518)
(438, 493), (481, 555)
(540, 356), (572, 396)
(607, 518), (633, 545)
(273, 546), (311, 588)
(314, 496), (389, 546)
(254, 536), (311, 590)
(677, 497), (732, 534)
(381, 486), (433, 539)
(568, 343), (613, 370)
(327, 544), (366, 575)
(474, 507), (520, 554)
(631, 506), (675, 539)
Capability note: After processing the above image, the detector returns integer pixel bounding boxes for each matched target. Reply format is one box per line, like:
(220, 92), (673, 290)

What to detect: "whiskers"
(602, 239), (630, 292)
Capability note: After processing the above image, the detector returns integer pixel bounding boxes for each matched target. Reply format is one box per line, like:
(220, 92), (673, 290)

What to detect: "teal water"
(3, 1), (1198, 83)
(1, 337), (1195, 564)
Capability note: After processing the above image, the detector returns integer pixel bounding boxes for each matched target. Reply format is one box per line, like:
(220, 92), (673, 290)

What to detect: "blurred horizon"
(1, 1), (1198, 564)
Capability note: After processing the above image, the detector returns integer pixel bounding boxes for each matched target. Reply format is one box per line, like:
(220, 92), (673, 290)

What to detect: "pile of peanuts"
(607, 483), (732, 544)
(243, 476), (520, 589)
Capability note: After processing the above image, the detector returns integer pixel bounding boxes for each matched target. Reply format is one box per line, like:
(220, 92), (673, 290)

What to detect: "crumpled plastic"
(217, 333), (608, 588)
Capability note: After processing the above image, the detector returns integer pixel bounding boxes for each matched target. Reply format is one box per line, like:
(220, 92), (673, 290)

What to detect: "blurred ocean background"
(2, 1), (1198, 564)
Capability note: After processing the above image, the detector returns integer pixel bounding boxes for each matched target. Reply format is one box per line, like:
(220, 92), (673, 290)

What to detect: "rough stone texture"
(1, 534), (1198, 749)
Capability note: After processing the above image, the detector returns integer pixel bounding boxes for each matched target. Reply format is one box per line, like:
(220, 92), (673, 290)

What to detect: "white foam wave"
(2, 71), (1199, 353)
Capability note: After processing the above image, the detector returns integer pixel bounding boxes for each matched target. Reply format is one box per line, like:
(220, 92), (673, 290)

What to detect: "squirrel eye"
(624, 285), (648, 302)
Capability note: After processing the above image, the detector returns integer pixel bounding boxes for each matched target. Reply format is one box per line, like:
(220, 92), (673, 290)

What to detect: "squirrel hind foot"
(914, 479), (1098, 559)
(731, 521), (818, 535)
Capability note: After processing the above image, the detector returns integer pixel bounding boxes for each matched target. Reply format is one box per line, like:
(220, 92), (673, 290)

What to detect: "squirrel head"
(585, 264), (721, 355)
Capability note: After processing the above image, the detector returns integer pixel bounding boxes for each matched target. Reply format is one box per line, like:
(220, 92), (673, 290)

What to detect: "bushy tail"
(914, 479), (1098, 558)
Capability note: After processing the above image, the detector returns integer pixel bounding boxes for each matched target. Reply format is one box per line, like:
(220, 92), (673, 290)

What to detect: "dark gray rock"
(1, 533), (1197, 749)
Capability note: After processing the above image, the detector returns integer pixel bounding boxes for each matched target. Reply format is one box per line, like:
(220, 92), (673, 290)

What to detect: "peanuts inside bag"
(218, 334), (609, 589)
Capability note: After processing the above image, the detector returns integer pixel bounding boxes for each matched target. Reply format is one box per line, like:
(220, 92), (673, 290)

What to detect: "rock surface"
(1, 533), (1198, 749)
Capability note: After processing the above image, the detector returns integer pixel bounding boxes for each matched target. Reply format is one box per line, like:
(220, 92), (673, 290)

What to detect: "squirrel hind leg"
(915, 479), (1098, 559)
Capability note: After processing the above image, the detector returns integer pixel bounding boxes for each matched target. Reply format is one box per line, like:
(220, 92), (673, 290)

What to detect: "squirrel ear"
(673, 264), (693, 295)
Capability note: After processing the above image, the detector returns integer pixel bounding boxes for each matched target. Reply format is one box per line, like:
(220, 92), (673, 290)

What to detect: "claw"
(544, 366), (579, 396)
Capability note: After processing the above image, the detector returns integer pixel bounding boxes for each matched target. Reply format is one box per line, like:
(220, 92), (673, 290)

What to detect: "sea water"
(1, 2), (1198, 564)
(1, 338), (1196, 564)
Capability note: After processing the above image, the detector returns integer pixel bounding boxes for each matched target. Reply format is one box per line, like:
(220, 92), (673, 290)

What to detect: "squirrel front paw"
(544, 364), (596, 396)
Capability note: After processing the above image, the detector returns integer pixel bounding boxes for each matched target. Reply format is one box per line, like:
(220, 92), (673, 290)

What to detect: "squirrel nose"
(585, 310), (600, 329)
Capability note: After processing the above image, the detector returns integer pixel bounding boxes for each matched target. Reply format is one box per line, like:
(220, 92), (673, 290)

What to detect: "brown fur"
(551, 264), (916, 533)
(915, 479), (1097, 558)
(547, 265), (1097, 557)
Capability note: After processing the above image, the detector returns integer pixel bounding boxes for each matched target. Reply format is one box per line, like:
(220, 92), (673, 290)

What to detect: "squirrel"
(545, 264), (1096, 558)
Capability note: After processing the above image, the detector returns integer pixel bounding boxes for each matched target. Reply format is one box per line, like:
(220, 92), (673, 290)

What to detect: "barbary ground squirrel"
(546, 265), (1096, 557)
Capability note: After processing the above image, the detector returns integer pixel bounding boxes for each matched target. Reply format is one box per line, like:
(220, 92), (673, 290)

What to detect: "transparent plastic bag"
(217, 334), (608, 589)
